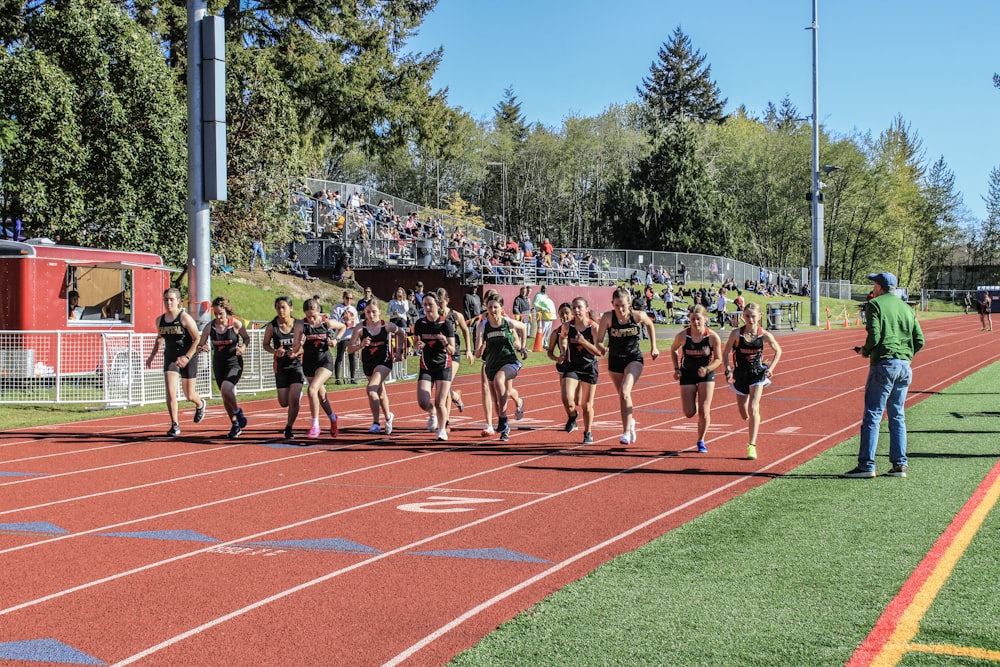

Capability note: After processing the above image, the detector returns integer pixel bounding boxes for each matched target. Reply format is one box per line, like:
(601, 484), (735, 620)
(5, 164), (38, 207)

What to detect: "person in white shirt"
(532, 285), (557, 348)
(330, 291), (359, 383)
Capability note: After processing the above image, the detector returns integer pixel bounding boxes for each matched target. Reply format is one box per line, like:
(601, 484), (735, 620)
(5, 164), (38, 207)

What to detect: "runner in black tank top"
(553, 298), (602, 444)
(415, 294), (457, 441)
(301, 298), (347, 439)
(348, 299), (403, 435)
(722, 303), (782, 460)
(196, 296), (250, 438)
(145, 288), (205, 437)
(263, 297), (305, 441)
(596, 289), (659, 446)
(669, 305), (723, 454)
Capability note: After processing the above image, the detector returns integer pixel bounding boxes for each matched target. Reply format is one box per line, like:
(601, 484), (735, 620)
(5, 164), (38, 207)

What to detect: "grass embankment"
(450, 363), (1000, 666)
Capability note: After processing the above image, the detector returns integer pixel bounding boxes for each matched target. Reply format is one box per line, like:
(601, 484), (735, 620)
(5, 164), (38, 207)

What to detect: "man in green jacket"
(843, 271), (925, 478)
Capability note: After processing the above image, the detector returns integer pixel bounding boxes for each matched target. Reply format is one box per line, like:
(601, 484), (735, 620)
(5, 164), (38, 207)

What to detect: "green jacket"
(862, 293), (924, 363)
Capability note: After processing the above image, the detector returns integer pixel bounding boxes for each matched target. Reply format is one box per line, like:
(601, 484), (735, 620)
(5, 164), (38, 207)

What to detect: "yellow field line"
(868, 470), (1000, 666)
(908, 643), (1000, 662)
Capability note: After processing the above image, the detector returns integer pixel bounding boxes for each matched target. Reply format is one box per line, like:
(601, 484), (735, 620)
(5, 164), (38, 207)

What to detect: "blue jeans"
(858, 359), (912, 471)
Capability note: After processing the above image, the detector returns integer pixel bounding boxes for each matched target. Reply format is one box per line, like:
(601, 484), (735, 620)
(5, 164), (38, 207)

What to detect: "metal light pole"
(808, 0), (822, 326)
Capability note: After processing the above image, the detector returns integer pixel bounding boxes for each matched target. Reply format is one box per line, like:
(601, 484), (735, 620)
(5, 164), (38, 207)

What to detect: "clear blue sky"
(407, 0), (999, 222)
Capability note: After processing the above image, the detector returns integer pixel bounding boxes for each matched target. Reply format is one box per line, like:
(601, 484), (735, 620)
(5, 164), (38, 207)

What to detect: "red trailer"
(0, 240), (179, 380)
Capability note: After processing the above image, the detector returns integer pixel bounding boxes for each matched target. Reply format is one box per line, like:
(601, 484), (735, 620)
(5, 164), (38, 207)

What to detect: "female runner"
(348, 298), (403, 435)
(552, 297), (601, 444)
(595, 287), (659, 445)
(437, 287), (474, 413)
(196, 296), (250, 438)
(547, 302), (577, 429)
(474, 294), (529, 442)
(301, 297), (347, 438)
(262, 296), (305, 441)
(723, 302), (782, 460)
(145, 288), (206, 437)
(413, 293), (456, 441)
(669, 304), (724, 453)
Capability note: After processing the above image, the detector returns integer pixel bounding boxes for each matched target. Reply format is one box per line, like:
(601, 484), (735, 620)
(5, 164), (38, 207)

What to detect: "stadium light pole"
(808, 0), (822, 326)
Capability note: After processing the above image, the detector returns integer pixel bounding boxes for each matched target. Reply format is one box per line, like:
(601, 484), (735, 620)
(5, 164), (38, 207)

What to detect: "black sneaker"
(283, 425), (294, 440)
(166, 423), (180, 437)
(842, 467), (876, 478)
(499, 427), (510, 442)
(582, 431), (594, 444)
(565, 414), (578, 433)
(885, 465), (908, 478)
(236, 408), (248, 428)
(228, 422), (242, 439)
(193, 402), (206, 423)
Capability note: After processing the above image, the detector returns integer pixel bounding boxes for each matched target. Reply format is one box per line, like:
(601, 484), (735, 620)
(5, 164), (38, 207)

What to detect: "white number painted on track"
(776, 426), (801, 434)
(397, 496), (503, 513)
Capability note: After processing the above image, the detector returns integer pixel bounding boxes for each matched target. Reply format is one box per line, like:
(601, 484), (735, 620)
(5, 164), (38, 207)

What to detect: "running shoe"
(620, 432), (630, 445)
(166, 423), (181, 437)
(453, 390), (464, 413)
(747, 443), (757, 460)
(582, 431), (594, 445)
(329, 414), (339, 438)
(308, 423), (321, 438)
(385, 413), (394, 435)
(515, 397), (525, 420)
(236, 408), (248, 428)
(193, 402), (206, 423)
(283, 425), (294, 440)
(369, 423), (382, 434)
(499, 426), (510, 442)
(427, 413), (438, 431)
(565, 414), (578, 433)
(842, 467), (876, 478)
(481, 425), (495, 436)
(436, 428), (449, 441)
(696, 440), (708, 453)
(227, 422), (242, 439)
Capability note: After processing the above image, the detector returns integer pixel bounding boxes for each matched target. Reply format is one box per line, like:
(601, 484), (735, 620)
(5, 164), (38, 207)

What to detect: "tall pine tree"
(638, 26), (726, 127)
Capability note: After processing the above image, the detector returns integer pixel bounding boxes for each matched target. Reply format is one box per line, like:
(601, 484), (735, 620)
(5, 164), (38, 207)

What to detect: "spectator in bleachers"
(520, 234), (534, 261)
(541, 237), (554, 257)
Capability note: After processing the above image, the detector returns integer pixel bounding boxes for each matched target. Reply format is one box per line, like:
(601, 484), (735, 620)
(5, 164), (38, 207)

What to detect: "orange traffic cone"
(843, 315), (850, 327)
(825, 319), (831, 330)
(532, 326), (545, 352)
(854, 316), (861, 326)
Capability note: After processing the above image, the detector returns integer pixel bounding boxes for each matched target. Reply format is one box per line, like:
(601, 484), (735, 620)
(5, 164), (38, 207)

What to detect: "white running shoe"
(620, 432), (630, 445)
(436, 428), (449, 441)
(481, 425), (495, 436)
(427, 413), (438, 431)
(385, 413), (394, 435)
(515, 397), (525, 420)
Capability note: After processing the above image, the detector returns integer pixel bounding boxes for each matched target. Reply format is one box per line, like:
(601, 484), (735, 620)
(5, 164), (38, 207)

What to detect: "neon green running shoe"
(747, 443), (757, 460)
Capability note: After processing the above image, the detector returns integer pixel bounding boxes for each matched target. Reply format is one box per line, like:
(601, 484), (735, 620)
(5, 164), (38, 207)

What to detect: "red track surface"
(0, 316), (995, 666)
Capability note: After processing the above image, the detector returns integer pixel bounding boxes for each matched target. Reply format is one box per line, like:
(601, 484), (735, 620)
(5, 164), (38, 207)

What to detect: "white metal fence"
(0, 330), (269, 406)
(0, 329), (420, 407)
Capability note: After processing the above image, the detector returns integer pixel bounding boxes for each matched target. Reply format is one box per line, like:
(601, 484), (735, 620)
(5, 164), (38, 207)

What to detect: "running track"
(0, 316), (995, 667)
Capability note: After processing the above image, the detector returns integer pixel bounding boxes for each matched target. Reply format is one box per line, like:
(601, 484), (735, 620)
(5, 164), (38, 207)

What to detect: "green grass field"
(450, 363), (1000, 667)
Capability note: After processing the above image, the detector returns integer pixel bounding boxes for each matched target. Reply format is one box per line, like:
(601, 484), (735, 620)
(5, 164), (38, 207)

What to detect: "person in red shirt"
(541, 238), (554, 256)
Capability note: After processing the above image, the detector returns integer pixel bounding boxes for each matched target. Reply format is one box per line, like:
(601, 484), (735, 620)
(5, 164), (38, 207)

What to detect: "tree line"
(0, 4), (995, 287)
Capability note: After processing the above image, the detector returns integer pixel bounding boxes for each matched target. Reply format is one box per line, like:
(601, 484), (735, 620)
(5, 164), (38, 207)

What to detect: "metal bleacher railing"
(293, 179), (816, 292)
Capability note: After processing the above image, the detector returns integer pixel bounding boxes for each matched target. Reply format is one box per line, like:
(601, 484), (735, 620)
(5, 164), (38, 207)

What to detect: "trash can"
(416, 239), (433, 268)
(766, 303), (783, 330)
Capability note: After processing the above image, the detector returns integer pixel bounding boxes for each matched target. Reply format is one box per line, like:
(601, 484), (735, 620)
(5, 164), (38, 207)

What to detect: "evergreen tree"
(618, 119), (718, 253)
(493, 86), (529, 143)
(638, 26), (726, 126)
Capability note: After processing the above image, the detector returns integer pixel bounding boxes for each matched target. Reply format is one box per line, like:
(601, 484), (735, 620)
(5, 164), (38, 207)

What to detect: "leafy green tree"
(0, 0), (186, 257)
(638, 26), (726, 126)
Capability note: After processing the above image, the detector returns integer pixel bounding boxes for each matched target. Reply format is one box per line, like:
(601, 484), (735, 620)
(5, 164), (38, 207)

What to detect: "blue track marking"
(0, 638), (105, 665)
(94, 529), (219, 543)
(407, 547), (550, 563)
(0, 521), (69, 535)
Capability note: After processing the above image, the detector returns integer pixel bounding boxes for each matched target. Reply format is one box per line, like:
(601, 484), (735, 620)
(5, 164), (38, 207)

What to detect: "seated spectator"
(333, 253), (354, 281)
(288, 252), (316, 281)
